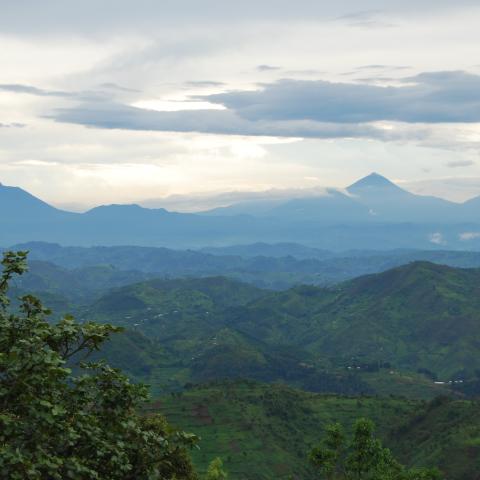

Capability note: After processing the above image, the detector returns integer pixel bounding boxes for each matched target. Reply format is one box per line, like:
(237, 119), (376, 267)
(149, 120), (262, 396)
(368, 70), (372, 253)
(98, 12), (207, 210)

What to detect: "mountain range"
(1, 174), (480, 249)
(8, 241), (480, 291)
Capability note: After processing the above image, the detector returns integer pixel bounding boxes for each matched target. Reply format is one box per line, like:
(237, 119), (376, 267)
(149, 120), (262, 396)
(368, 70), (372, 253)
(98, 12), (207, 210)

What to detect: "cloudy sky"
(2, 0), (480, 211)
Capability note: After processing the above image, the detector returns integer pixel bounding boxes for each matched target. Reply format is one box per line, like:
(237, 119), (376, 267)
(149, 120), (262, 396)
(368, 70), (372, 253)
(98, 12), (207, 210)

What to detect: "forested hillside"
(153, 381), (480, 480)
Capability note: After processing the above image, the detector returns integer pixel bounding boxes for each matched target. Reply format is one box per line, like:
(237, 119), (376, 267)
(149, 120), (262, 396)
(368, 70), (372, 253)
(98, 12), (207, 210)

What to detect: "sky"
(1, 0), (480, 211)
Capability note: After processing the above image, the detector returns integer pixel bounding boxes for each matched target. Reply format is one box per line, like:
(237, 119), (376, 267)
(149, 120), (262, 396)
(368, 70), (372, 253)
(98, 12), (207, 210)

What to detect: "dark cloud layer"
(201, 71), (480, 124)
(19, 70), (480, 142)
(48, 101), (426, 141)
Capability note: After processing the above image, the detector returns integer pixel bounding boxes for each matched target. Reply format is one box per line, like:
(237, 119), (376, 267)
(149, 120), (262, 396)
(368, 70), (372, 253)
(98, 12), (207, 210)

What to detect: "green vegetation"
(10, 246), (480, 397)
(4, 251), (478, 479)
(69, 261), (480, 398)
(154, 380), (479, 480)
(310, 419), (440, 479)
(154, 381), (418, 479)
(81, 277), (374, 397)
(0, 251), (198, 479)
(11, 259), (156, 303)
(205, 458), (228, 480)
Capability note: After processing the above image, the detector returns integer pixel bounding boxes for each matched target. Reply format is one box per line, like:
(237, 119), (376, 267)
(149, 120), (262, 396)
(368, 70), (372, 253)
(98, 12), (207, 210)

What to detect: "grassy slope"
(152, 381), (480, 480)
(152, 381), (420, 480)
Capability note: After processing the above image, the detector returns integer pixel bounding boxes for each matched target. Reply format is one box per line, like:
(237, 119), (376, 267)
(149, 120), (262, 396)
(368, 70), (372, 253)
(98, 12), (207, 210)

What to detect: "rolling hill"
(229, 261), (480, 380)
(59, 261), (480, 398)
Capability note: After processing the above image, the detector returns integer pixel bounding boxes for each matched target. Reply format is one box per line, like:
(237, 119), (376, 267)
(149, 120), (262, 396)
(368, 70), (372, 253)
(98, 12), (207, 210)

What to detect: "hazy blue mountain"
(200, 242), (333, 259)
(201, 173), (477, 225)
(0, 183), (70, 220)
(346, 173), (460, 222)
(202, 188), (372, 222)
(1, 175), (480, 249)
(463, 195), (480, 217)
(265, 188), (372, 222)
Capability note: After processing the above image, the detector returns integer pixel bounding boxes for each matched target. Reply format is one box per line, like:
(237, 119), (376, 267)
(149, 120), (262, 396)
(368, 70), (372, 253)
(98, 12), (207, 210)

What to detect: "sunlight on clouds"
(230, 142), (267, 159)
(15, 160), (60, 167)
(131, 100), (226, 112)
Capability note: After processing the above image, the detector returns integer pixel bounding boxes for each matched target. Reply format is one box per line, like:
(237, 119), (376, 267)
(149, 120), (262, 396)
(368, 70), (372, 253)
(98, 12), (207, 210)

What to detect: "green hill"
(13, 259), (156, 303)
(389, 395), (480, 479)
(228, 262), (480, 381)
(151, 380), (479, 480)
(20, 260), (480, 397)
(80, 262), (480, 397)
(85, 276), (372, 396)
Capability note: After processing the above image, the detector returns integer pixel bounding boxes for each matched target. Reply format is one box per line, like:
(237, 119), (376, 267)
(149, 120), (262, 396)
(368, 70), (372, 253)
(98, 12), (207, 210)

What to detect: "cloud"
(201, 71), (480, 124)
(0, 84), (73, 97)
(15, 160), (60, 167)
(141, 185), (331, 212)
(429, 232), (446, 245)
(0, 122), (25, 128)
(184, 80), (225, 88)
(446, 160), (475, 168)
(48, 101), (430, 141)
(0, 83), (112, 102)
(99, 82), (140, 93)
(35, 70), (480, 146)
(335, 10), (397, 28)
(356, 65), (411, 71)
(284, 69), (325, 76)
(257, 65), (282, 72)
(459, 232), (480, 241)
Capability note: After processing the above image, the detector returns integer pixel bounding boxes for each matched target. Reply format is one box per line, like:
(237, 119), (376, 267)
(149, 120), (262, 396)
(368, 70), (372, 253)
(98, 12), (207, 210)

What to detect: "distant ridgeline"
(1, 173), (480, 249)
(5, 241), (480, 292)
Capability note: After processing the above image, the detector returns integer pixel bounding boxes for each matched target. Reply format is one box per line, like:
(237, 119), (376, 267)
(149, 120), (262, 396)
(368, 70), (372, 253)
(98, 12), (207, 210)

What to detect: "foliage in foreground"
(205, 458), (228, 480)
(310, 418), (441, 480)
(0, 251), (198, 480)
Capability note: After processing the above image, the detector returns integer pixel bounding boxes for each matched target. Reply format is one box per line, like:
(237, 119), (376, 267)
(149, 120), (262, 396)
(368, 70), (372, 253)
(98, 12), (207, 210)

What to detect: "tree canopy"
(0, 251), (198, 480)
(309, 418), (442, 480)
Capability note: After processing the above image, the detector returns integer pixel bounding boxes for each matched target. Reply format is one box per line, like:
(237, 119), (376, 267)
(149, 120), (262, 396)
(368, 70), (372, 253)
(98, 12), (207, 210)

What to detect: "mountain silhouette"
(1, 175), (479, 249)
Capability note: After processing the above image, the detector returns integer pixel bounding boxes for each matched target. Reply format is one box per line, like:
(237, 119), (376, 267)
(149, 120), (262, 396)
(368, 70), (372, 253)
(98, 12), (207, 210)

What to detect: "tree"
(0, 251), (199, 480)
(309, 418), (442, 480)
(204, 457), (228, 480)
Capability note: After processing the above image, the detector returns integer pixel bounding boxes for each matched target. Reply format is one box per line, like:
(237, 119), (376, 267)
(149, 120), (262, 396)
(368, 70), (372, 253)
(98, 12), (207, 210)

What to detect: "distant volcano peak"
(347, 173), (406, 194)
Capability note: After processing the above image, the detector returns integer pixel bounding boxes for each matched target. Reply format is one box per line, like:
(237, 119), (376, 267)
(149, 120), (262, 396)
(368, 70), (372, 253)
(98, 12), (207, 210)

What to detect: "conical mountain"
(347, 172), (408, 196)
(346, 173), (458, 222)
